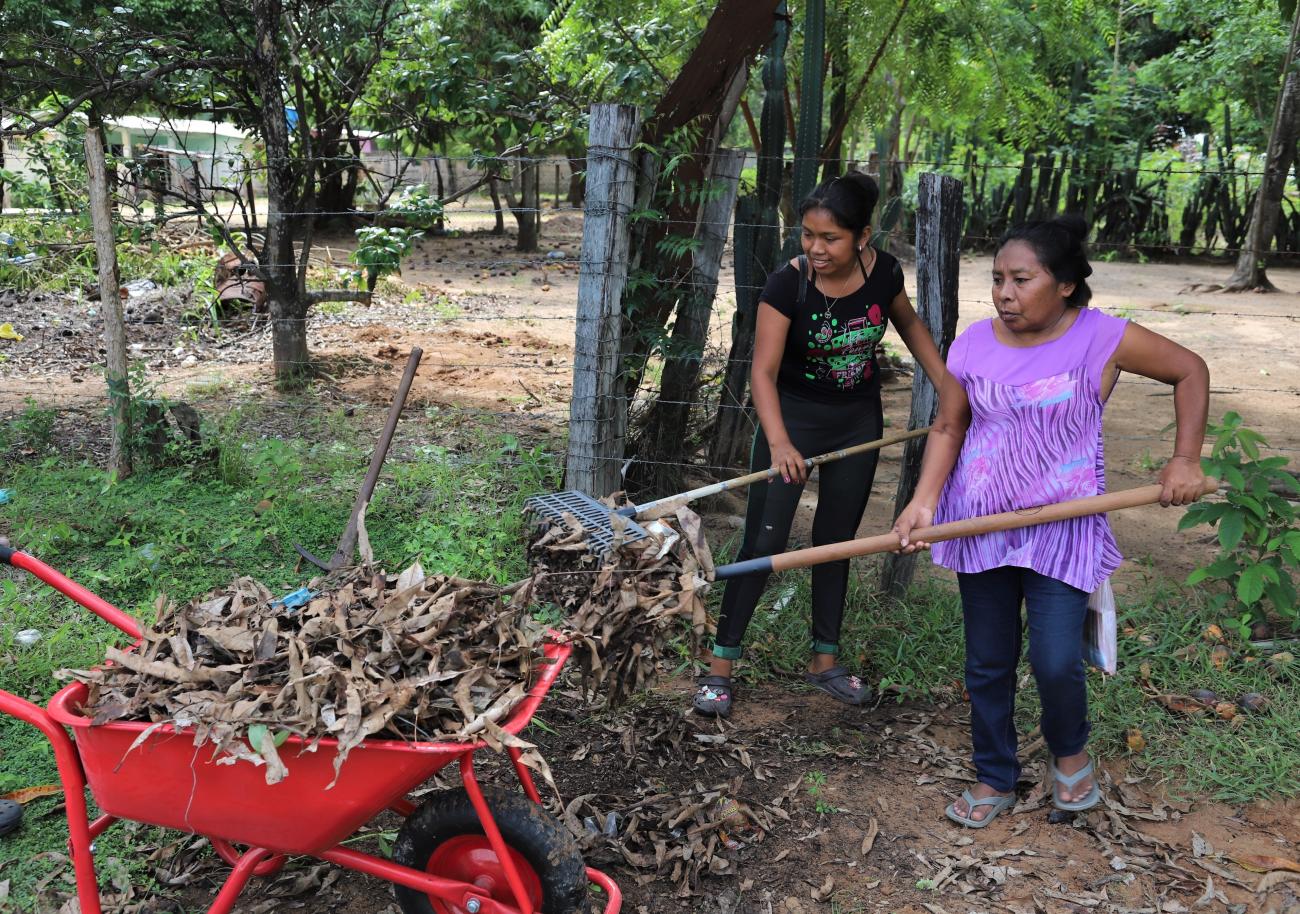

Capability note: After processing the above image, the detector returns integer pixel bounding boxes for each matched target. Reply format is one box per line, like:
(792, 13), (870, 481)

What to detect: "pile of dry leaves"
(526, 505), (713, 705)
(61, 506), (713, 785)
(62, 562), (545, 785)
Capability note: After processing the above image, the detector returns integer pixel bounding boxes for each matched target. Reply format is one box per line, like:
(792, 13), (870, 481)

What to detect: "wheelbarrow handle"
(625, 426), (931, 521)
(0, 543), (143, 639)
(713, 479), (1219, 580)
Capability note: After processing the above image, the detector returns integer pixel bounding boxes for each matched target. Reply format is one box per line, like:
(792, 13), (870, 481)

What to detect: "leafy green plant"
(804, 770), (836, 814)
(1181, 413), (1299, 627)
(387, 183), (445, 230)
(351, 225), (423, 292)
(1134, 449), (1162, 473)
(5, 396), (57, 454)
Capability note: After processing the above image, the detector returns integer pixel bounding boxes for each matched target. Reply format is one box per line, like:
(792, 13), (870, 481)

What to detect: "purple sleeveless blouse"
(932, 307), (1129, 592)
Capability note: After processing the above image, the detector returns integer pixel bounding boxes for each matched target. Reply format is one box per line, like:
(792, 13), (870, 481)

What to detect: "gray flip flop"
(692, 675), (733, 718)
(945, 790), (1015, 828)
(803, 665), (870, 705)
(1050, 759), (1101, 811)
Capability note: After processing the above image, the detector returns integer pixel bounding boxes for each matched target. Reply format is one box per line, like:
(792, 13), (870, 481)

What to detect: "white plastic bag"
(1084, 577), (1118, 675)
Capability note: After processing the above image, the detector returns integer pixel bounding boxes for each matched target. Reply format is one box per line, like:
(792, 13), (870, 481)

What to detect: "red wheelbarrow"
(0, 545), (621, 914)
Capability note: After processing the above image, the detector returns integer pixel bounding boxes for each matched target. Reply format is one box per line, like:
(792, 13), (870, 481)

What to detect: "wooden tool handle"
(329, 347), (423, 567)
(765, 478), (1219, 574)
(632, 426), (931, 521)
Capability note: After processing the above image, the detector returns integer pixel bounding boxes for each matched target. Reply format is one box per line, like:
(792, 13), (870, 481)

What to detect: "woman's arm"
(753, 302), (807, 484)
(892, 371), (972, 550)
(888, 290), (947, 389)
(1111, 323), (1210, 506)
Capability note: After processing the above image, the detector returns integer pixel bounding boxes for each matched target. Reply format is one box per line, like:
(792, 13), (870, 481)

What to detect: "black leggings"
(713, 389), (884, 659)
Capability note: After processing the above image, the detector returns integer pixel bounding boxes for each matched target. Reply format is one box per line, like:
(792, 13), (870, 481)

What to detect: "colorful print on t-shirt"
(804, 302), (887, 390)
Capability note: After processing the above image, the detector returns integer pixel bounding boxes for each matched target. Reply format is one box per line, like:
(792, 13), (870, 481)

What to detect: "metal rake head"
(524, 490), (651, 556)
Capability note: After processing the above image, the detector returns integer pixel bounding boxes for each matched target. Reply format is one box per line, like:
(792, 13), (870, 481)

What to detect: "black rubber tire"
(393, 787), (589, 914)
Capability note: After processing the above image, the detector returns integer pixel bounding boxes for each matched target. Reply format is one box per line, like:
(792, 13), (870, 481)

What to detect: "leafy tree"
(1, 0), (408, 386)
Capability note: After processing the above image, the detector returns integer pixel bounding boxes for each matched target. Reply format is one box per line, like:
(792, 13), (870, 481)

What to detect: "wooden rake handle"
(327, 347), (423, 569)
(714, 479), (1219, 580)
(630, 426), (931, 521)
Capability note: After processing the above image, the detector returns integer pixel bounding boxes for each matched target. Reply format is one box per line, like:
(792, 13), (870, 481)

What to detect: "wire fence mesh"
(3, 148), (1299, 482)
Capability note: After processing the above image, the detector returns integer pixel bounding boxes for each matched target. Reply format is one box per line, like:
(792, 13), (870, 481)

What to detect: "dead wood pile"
(61, 508), (713, 784)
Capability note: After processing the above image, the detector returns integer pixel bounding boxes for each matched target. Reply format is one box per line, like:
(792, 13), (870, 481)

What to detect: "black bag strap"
(797, 251), (875, 308)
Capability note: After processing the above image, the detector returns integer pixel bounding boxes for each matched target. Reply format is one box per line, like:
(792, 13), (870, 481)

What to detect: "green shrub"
(1181, 412), (1299, 631)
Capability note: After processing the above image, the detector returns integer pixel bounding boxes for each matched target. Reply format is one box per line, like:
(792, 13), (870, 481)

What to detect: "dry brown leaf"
(860, 817), (879, 857)
(1, 785), (62, 804)
(1229, 854), (1300, 874)
(1257, 870), (1300, 893)
(810, 875), (834, 902)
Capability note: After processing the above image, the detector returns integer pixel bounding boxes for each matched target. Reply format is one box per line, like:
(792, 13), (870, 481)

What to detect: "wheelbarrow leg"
(460, 754), (536, 914)
(507, 746), (542, 805)
(207, 847), (273, 914)
(0, 688), (106, 914)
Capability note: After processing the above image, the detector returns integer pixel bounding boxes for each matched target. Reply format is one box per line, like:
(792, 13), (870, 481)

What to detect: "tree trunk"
(442, 143), (457, 195)
(488, 174), (505, 234)
(1225, 1), (1300, 292)
(85, 113), (133, 480)
(516, 158), (540, 251)
(817, 0), (910, 162)
(253, 0), (311, 385)
(820, 29), (847, 184)
(566, 146), (586, 206)
(498, 155), (541, 251)
(619, 0), (780, 419)
(632, 149), (745, 496)
(432, 156), (446, 232)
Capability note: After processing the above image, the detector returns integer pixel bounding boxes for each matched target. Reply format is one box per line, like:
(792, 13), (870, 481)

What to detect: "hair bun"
(1052, 213), (1090, 242)
(998, 214), (1094, 307)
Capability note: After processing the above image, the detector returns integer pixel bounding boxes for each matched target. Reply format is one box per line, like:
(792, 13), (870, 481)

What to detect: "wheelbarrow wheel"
(393, 786), (590, 914)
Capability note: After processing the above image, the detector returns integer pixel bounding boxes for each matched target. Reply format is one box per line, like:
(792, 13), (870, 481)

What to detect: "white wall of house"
(2, 115), (261, 209)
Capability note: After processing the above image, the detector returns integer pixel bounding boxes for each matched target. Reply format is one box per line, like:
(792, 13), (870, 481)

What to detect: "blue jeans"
(958, 567), (1091, 793)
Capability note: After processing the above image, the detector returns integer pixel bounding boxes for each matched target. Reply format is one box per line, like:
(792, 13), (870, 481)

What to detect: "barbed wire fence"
(2, 106), (1299, 525)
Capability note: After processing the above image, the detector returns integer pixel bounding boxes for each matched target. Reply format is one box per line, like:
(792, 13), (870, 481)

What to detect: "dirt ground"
(3, 208), (1299, 913)
(151, 681), (1300, 914)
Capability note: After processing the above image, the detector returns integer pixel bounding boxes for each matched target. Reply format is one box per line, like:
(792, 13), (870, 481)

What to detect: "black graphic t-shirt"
(760, 250), (904, 402)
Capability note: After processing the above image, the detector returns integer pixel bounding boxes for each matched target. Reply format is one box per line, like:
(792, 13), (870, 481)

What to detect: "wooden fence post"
(880, 172), (962, 598)
(566, 104), (641, 496)
(84, 115), (133, 480)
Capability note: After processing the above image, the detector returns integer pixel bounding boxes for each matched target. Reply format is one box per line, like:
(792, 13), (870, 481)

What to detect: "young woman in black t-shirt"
(694, 172), (947, 718)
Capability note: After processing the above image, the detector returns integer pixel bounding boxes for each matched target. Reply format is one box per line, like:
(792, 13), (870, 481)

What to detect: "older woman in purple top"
(893, 216), (1209, 827)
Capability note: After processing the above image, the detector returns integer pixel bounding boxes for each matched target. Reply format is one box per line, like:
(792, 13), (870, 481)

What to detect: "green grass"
(1087, 581), (1300, 802)
(0, 424), (559, 910)
(713, 551), (1299, 804)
